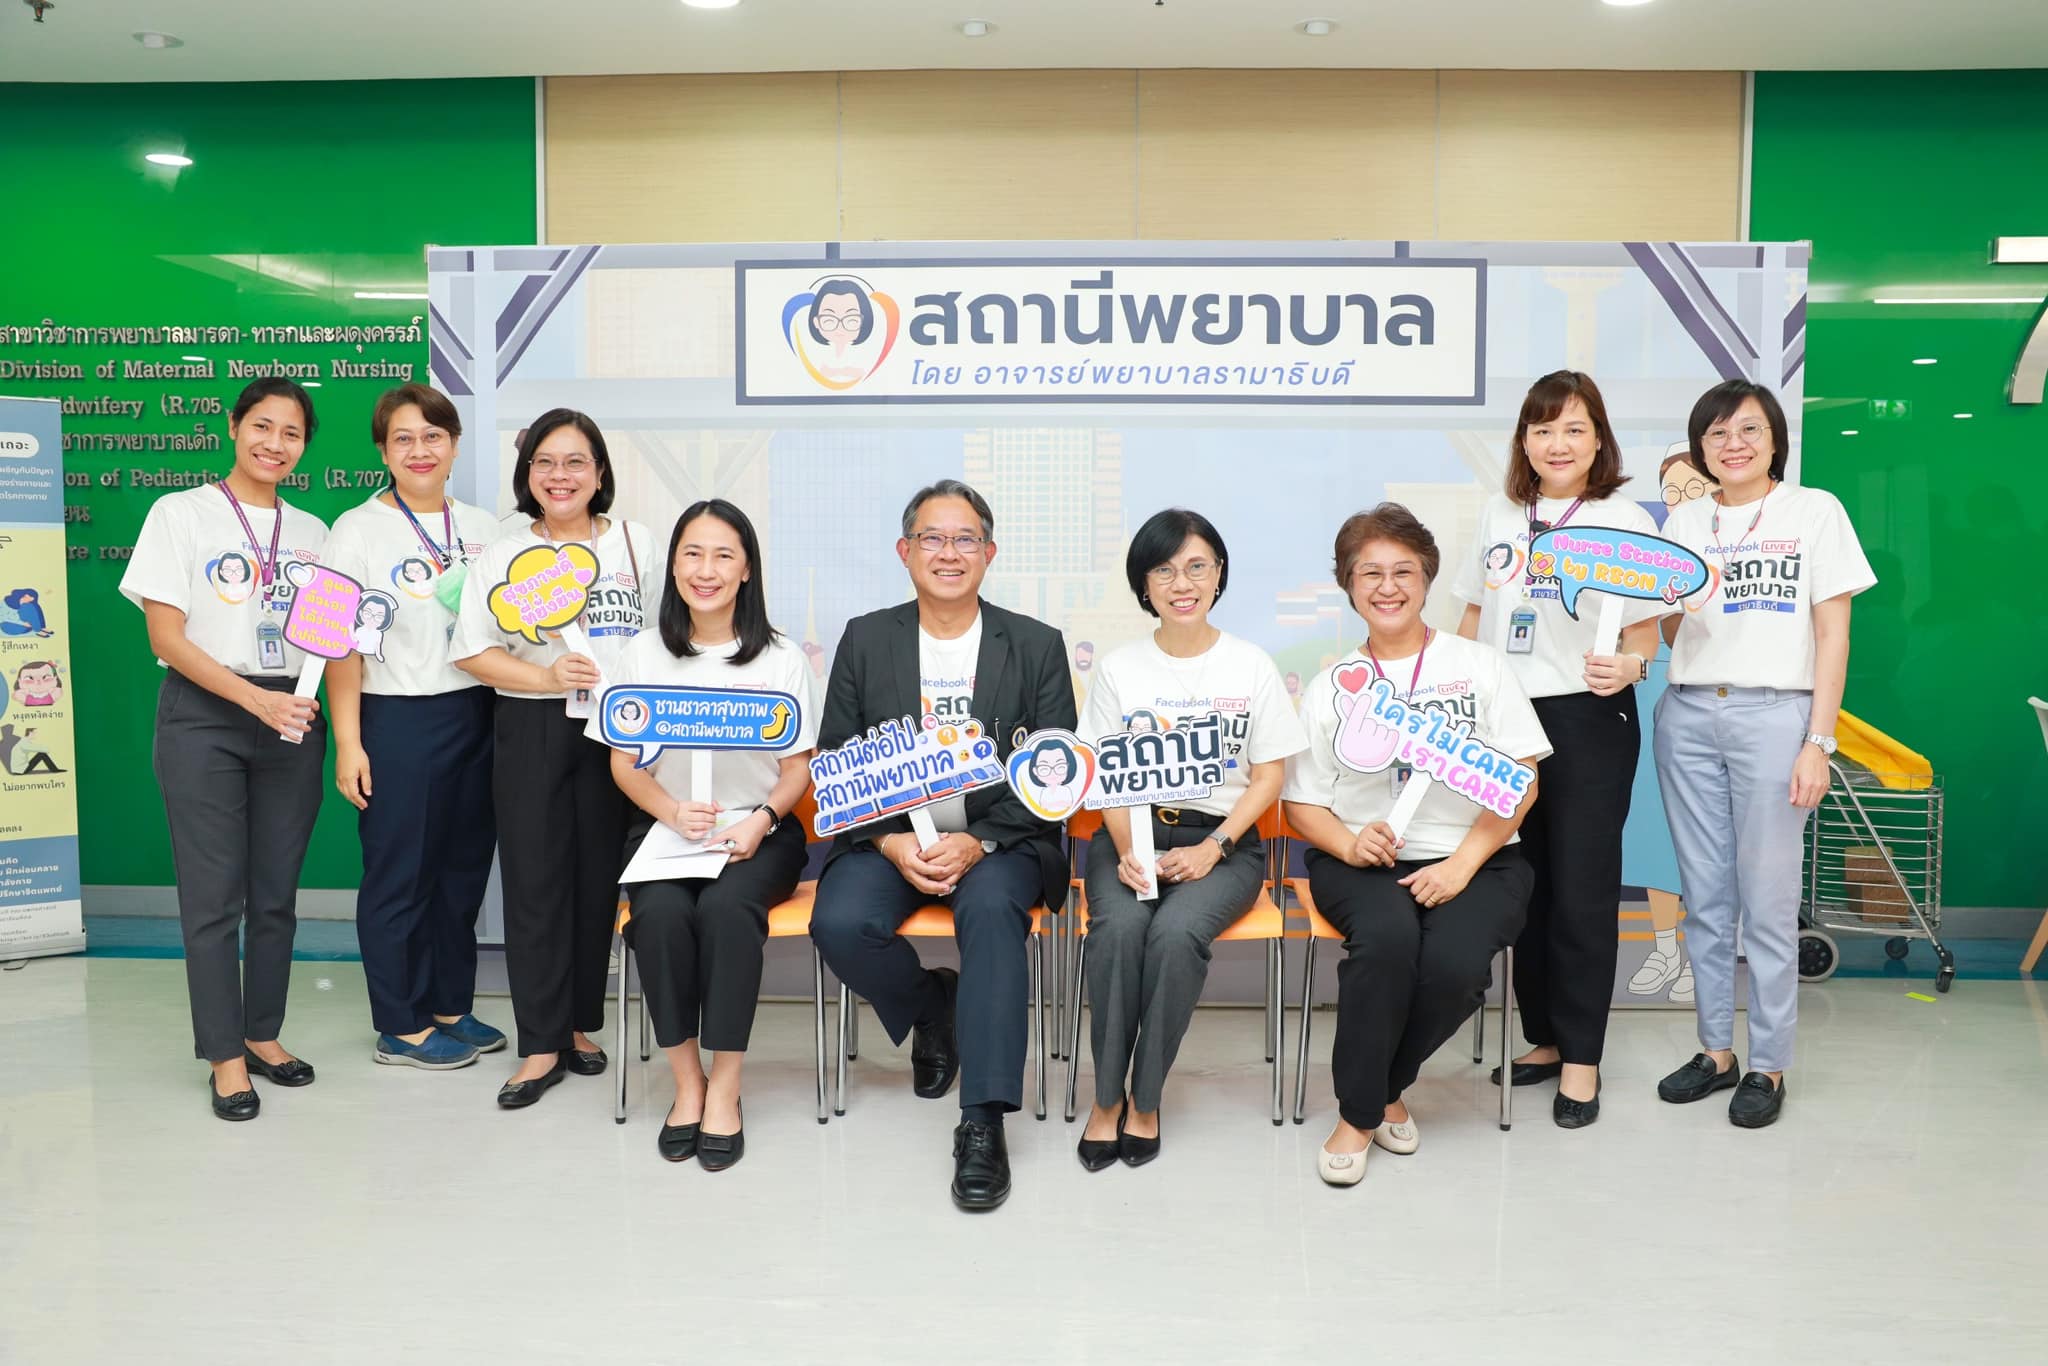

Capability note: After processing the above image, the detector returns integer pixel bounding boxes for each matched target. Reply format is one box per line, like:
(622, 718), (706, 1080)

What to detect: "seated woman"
(1283, 503), (1550, 1187)
(589, 499), (818, 1170)
(1076, 508), (1305, 1170)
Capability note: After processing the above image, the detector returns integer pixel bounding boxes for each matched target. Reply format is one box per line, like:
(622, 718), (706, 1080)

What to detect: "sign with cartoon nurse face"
(1005, 728), (1098, 821)
(600, 685), (802, 769)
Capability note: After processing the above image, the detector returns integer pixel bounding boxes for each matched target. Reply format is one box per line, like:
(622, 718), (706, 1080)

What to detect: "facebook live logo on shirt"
(1711, 538), (1802, 614)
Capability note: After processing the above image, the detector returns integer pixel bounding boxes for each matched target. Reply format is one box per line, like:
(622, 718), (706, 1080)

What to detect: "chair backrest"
(2032, 698), (2048, 755)
(792, 787), (819, 839)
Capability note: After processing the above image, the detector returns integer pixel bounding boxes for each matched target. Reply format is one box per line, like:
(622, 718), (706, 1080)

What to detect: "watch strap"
(751, 803), (780, 834)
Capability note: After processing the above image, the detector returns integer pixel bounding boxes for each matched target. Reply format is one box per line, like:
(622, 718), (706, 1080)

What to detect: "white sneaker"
(1669, 961), (1695, 1004)
(1628, 949), (1683, 996)
(1373, 1115), (1420, 1155)
(1317, 1142), (1369, 1187)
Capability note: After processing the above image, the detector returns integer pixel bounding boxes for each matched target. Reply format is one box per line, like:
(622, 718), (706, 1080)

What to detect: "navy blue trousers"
(355, 688), (496, 1035)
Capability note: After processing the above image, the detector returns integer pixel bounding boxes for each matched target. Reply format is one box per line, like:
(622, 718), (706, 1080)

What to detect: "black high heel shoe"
(1118, 1107), (1161, 1167)
(1076, 1101), (1124, 1172)
(698, 1101), (745, 1172)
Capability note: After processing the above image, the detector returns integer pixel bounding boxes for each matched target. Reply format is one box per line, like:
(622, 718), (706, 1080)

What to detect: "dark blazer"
(818, 597), (1077, 912)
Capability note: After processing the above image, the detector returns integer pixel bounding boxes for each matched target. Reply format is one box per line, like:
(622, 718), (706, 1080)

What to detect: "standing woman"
(589, 500), (817, 1169)
(324, 384), (505, 1070)
(1284, 504), (1549, 1187)
(1450, 370), (1671, 1128)
(450, 409), (654, 1108)
(1075, 508), (1305, 1170)
(119, 378), (328, 1121)
(1653, 380), (1873, 1128)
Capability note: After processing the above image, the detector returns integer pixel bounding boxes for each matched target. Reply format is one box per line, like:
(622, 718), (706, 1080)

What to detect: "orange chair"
(1276, 807), (1516, 1131)
(1060, 806), (1288, 1126)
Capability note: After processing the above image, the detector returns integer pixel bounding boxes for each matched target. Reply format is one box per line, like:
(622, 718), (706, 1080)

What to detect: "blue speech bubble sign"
(1526, 528), (1711, 620)
(807, 714), (1005, 837)
(599, 685), (802, 769)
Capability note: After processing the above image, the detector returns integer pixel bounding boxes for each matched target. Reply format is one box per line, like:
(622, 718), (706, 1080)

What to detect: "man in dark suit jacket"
(811, 479), (1075, 1212)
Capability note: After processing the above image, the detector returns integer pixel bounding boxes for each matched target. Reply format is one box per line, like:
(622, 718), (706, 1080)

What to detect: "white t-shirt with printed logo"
(1081, 630), (1308, 821)
(584, 632), (821, 811)
(1450, 491), (1673, 699)
(119, 484), (329, 677)
(1283, 631), (1553, 862)
(918, 617), (982, 832)
(1662, 484), (1875, 691)
(449, 517), (655, 700)
(321, 493), (500, 697)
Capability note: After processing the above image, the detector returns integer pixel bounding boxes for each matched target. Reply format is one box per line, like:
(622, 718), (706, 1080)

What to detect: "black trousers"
(623, 816), (806, 1053)
(152, 671), (326, 1061)
(1310, 847), (1530, 1130)
(355, 689), (496, 1035)
(810, 845), (1040, 1112)
(493, 697), (629, 1056)
(1514, 688), (1639, 1065)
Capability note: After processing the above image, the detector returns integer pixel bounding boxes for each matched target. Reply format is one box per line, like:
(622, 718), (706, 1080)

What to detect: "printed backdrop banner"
(430, 238), (1807, 1007)
(0, 395), (82, 959)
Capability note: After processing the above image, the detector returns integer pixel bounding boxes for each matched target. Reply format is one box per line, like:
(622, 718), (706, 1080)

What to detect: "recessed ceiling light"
(1873, 296), (2044, 305)
(144, 152), (193, 167)
(1911, 357), (1938, 365)
(132, 31), (183, 49)
(302, 382), (322, 388)
(1296, 19), (1337, 36)
(959, 19), (994, 36)
(1954, 412), (1974, 419)
(354, 290), (428, 300)
(181, 355), (205, 362)
(1840, 429), (1859, 436)
(1602, 0), (1658, 7)
(680, 1), (743, 10)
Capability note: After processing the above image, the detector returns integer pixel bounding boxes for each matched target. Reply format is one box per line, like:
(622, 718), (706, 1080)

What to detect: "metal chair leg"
(613, 932), (629, 1125)
(845, 995), (860, 1060)
(1292, 937), (1317, 1124)
(1051, 902), (1066, 1061)
(1471, 991), (1485, 1064)
(1032, 927), (1047, 1120)
(1268, 938), (1283, 1125)
(812, 947), (829, 1125)
(638, 976), (651, 1062)
(1264, 940), (1277, 1065)
(834, 982), (850, 1116)
(1499, 945), (1515, 1132)
(1064, 937), (1088, 1122)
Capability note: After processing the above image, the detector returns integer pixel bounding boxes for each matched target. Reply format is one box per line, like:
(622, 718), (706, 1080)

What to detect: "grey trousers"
(1082, 823), (1266, 1112)
(1653, 683), (1814, 1073)
(152, 671), (327, 1062)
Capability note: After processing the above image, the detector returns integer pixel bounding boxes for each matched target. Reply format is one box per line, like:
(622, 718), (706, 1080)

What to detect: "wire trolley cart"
(1797, 759), (1953, 992)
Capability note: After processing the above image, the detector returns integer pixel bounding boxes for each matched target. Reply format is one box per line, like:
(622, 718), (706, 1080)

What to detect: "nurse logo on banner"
(1005, 729), (1098, 821)
(1331, 668), (1535, 835)
(278, 565), (366, 743)
(599, 685), (801, 769)
(1526, 527), (1712, 653)
(809, 714), (1005, 844)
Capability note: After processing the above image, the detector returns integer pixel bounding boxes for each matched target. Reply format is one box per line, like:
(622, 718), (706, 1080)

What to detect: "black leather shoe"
(496, 1058), (568, 1109)
(565, 1046), (608, 1076)
(243, 1050), (315, 1087)
(1728, 1072), (1786, 1128)
(1488, 1059), (1563, 1087)
(1118, 1108), (1161, 1168)
(209, 1075), (260, 1122)
(1553, 1079), (1601, 1130)
(1076, 1101), (1123, 1172)
(951, 1119), (1011, 1211)
(911, 967), (960, 1100)
(698, 1102), (745, 1172)
(1657, 1052), (1739, 1104)
(657, 1121), (699, 1162)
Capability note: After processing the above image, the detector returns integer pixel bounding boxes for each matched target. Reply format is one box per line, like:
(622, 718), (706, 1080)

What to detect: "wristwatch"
(980, 838), (998, 854)
(750, 803), (781, 834)
(1208, 831), (1236, 858)
(1805, 732), (1838, 756)
(1629, 653), (1650, 683)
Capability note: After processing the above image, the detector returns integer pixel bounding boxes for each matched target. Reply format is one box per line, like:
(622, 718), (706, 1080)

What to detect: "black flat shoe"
(1118, 1108), (1161, 1168)
(951, 1119), (1010, 1211)
(1657, 1052), (1740, 1104)
(1728, 1072), (1786, 1129)
(209, 1075), (259, 1122)
(911, 967), (960, 1100)
(1076, 1101), (1124, 1172)
(657, 1120), (700, 1162)
(565, 1046), (608, 1076)
(243, 1050), (315, 1087)
(1488, 1059), (1563, 1087)
(698, 1102), (745, 1172)
(1553, 1079), (1601, 1130)
(496, 1058), (568, 1109)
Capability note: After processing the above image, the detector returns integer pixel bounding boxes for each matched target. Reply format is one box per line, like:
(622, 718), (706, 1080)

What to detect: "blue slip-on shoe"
(433, 1014), (508, 1053)
(374, 1031), (480, 1071)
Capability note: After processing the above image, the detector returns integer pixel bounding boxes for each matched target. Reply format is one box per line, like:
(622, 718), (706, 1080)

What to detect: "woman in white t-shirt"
(1074, 508), (1307, 1171)
(118, 378), (329, 1122)
(589, 500), (818, 1170)
(1284, 503), (1551, 1187)
(322, 384), (506, 1073)
(1651, 380), (1875, 1129)
(450, 409), (655, 1109)
(1450, 370), (1672, 1130)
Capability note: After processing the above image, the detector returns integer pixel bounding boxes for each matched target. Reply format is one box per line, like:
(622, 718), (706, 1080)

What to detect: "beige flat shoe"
(1373, 1115), (1420, 1155)
(1317, 1142), (1368, 1187)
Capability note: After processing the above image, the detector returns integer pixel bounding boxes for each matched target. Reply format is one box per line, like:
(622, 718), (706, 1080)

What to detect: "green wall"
(0, 79), (535, 888)
(1753, 70), (2048, 908)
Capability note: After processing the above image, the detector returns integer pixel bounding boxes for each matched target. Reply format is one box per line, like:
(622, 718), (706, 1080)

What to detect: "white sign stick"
(281, 656), (325, 744)
(690, 751), (713, 805)
(1387, 773), (1432, 841)
(908, 807), (942, 852)
(1592, 595), (1624, 660)
(561, 621), (599, 718)
(1128, 805), (1159, 901)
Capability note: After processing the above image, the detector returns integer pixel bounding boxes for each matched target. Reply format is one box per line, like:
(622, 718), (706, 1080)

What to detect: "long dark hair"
(1505, 370), (1628, 503)
(659, 499), (779, 665)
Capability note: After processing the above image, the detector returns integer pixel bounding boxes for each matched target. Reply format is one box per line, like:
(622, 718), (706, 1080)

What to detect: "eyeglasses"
(531, 455), (595, 476)
(1350, 565), (1420, 586)
(386, 430), (449, 455)
(1146, 559), (1219, 586)
(813, 315), (863, 333)
(1662, 477), (1709, 505)
(913, 532), (987, 555)
(1702, 421), (1768, 451)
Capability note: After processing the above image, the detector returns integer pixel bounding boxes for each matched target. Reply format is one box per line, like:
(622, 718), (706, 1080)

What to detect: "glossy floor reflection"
(3, 959), (2045, 1364)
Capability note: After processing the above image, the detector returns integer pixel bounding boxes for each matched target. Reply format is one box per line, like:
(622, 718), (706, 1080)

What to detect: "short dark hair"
(659, 499), (781, 666)
(230, 377), (317, 444)
(1029, 737), (1079, 784)
(1333, 502), (1441, 586)
(370, 383), (462, 446)
(1125, 507), (1229, 616)
(512, 408), (616, 520)
(900, 479), (993, 540)
(807, 279), (875, 346)
(1505, 370), (1629, 503)
(1686, 380), (1790, 482)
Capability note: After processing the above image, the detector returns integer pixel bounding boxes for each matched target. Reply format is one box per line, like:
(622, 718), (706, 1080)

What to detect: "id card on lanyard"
(220, 484), (290, 672)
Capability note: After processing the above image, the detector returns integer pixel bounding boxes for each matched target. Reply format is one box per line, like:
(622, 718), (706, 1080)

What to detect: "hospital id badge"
(256, 618), (287, 672)
(565, 687), (595, 719)
(1506, 608), (1537, 655)
(1390, 764), (1413, 798)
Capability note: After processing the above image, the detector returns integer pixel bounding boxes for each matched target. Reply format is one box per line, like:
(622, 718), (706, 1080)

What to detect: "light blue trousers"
(1652, 684), (1814, 1073)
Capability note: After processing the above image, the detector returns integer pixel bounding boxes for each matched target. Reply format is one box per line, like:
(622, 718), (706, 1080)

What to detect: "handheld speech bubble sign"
(1085, 712), (1226, 810)
(282, 565), (365, 662)
(1004, 728), (1098, 822)
(1526, 528), (1710, 621)
(488, 543), (599, 646)
(808, 714), (1005, 838)
(1331, 674), (1535, 823)
(599, 685), (803, 769)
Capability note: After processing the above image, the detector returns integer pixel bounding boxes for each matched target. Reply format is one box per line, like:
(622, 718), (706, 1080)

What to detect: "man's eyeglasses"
(913, 532), (987, 555)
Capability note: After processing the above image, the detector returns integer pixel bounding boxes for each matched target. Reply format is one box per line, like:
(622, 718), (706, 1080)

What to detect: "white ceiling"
(3, 0), (2046, 81)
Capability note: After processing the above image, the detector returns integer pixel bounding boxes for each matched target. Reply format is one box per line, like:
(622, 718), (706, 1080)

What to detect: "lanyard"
(1711, 480), (1775, 548)
(1365, 627), (1432, 703)
(1525, 495), (1583, 587)
(218, 483), (284, 590)
(391, 487), (456, 569)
